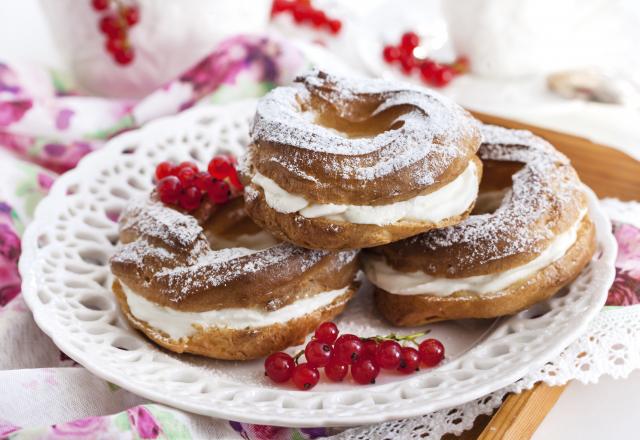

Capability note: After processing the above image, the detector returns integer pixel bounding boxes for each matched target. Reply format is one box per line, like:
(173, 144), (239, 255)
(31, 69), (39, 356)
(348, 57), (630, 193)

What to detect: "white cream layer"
(364, 211), (587, 296)
(121, 282), (348, 340)
(251, 161), (479, 226)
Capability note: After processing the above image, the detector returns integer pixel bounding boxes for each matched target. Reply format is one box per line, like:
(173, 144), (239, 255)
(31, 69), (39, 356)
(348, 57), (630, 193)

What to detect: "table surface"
(2, 2), (640, 439)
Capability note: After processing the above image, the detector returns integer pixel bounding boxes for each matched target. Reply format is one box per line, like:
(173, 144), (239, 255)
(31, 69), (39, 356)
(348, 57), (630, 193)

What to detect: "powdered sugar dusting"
(250, 71), (479, 183)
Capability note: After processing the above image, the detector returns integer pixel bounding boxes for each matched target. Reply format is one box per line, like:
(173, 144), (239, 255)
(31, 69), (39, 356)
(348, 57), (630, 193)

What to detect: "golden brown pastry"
(363, 125), (596, 326)
(243, 70), (482, 250)
(110, 196), (359, 360)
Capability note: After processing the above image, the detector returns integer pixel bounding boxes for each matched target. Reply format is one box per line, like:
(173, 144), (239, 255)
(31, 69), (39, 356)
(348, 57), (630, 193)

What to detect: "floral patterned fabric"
(1, 31), (639, 440)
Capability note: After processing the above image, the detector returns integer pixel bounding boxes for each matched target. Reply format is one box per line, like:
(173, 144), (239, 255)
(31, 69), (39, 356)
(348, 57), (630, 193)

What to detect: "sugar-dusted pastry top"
(370, 125), (588, 277)
(245, 70), (481, 205)
(110, 196), (358, 312)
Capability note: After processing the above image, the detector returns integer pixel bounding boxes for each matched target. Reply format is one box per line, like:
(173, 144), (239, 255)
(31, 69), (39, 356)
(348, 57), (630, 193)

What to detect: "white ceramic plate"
(20, 101), (617, 427)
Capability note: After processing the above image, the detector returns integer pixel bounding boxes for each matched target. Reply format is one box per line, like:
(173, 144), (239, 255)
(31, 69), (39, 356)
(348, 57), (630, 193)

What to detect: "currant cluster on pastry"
(382, 31), (470, 87)
(264, 321), (445, 390)
(271, 0), (343, 35)
(154, 156), (243, 212)
(91, 0), (140, 65)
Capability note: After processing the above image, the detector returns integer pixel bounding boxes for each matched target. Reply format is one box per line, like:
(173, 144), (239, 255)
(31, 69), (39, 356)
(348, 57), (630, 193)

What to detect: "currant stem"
(364, 330), (430, 346)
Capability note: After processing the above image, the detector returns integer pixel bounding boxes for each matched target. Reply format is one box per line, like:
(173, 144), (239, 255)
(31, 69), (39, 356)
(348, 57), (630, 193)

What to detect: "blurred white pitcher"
(41, 0), (271, 98)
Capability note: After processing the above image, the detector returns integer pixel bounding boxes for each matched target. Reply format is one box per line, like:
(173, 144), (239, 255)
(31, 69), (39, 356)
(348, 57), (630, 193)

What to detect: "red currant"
(99, 15), (122, 38)
(208, 156), (235, 180)
(305, 340), (332, 368)
(400, 31), (420, 51)
(264, 352), (295, 383)
(333, 334), (363, 365)
(114, 46), (135, 65)
(314, 322), (339, 344)
(174, 161), (198, 175)
(105, 37), (126, 55)
(310, 9), (326, 26)
(194, 171), (211, 192)
(397, 347), (420, 374)
(375, 340), (402, 370)
(155, 161), (173, 180)
(324, 360), (348, 382)
(177, 167), (197, 186)
(178, 186), (202, 211)
(351, 359), (380, 385)
(327, 19), (342, 34)
(91, 0), (110, 11)
(156, 176), (182, 205)
(122, 6), (140, 25)
(382, 45), (400, 64)
(205, 179), (230, 204)
(419, 60), (437, 84)
(292, 363), (320, 391)
(362, 339), (378, 360)
(271, 0), (289, 15)
(432, 65), (454, 87)
(418, 338), (445, 367)
(292, 4), (309, 22)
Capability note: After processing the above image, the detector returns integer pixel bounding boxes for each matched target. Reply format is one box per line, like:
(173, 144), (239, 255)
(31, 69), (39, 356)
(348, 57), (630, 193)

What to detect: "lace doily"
(335, 198), (640, 440)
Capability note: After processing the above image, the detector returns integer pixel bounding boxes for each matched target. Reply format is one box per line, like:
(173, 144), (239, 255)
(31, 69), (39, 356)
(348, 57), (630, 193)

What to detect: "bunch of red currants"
(271, 0), (342, 35)
(154, 156), (243, 212)
(91, 0), (140, 65)
(383, 31), (469, 87)
(265, 321), (445, 390)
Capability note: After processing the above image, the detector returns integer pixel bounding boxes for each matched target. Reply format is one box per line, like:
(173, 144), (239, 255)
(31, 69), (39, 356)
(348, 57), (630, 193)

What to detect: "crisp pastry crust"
(244, 159), (479, 250)
(244, 70), (482, 249)
(112, 279), (358, 360)
(374, 217), (596, 326)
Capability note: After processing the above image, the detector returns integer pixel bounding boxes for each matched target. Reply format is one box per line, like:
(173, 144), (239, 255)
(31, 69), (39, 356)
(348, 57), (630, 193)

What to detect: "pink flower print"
(55, 108), (74, 130)
(0, 62), (21, 94)
(0, 222), (21, 307)
(614, 222), (640, 279)
(127, 406), (162, 439)
(51, 416), (108, 438)
(0, 99), (32, 127)
(38, 172), (55, 192)
(607, 269), (640, 306)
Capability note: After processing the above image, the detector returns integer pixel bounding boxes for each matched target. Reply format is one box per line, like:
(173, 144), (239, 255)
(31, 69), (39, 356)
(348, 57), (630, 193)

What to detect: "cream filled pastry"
(110, 196), (359, 360)
(363, 125), (596, 326)
(243, 70), (482, 250)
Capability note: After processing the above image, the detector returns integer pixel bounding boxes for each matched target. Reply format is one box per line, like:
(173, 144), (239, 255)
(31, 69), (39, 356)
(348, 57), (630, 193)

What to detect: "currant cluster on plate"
(91, 0), (140, 65)
(382, 31), (469, 87)
(271, 0), (343, 35)
(265, 322), (445, 390)
(154, 156), (243, 212)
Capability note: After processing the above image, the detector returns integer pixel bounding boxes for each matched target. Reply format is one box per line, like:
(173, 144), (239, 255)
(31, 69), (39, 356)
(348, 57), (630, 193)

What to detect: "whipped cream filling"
(251, 161), (479, 226)
(121, 282), (348, 340)
(364, 210), (587, 296)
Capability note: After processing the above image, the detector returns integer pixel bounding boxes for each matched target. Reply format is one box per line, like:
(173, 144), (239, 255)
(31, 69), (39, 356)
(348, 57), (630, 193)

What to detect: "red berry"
(177, 167), (197, 186)
(333, 334), (363, 365)
(99, 15), (122, 38)
(155, 161), (173, 180)
(324, 360), (348, 382)
(431, 65), (454, 87)
(419, 338), (445, 367)
(399, 54), (417, 74)
(292, 4), (309, 22)
(271, 0), (288, 14)
(314, 322), (339, 344)
(397, 347), (420, 374)
(327, 19), (342, 34)
(419, 60), (438, 83)
(205, 179), (230, 204)
(207, 156), (235, 180)
(400, 31), (420, 51)
(362, 339), (378, 360)
(194, 171), (211, 191)
(122, 6), (140, 26)
(175, 161), (198, 174)
(91, 0), (110, 11)
(105, 37), (126, 55)
(264, 352), (295, 383)
(305, 340), (332, 368)
(292, 363), (320, 390)
(351, 359), (380, 385)
(375, 340), (402, 370)
(452, 55), (470, 73)
(156, 176), (182, 205)
(113, 46), (134, 65)
(310, 9), (326, 26)
(382, 45), (400, 64)
(178, 186), (202, 211)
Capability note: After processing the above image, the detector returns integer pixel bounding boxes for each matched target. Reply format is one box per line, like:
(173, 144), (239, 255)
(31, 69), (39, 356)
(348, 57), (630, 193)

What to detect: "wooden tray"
(450, 112), (640, 439)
